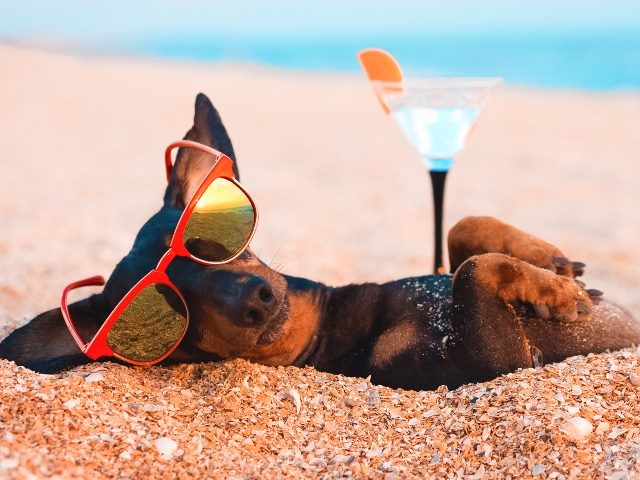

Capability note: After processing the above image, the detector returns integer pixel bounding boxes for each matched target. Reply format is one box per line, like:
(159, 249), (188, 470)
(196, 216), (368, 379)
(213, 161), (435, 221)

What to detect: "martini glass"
(372, 77), (501, 273)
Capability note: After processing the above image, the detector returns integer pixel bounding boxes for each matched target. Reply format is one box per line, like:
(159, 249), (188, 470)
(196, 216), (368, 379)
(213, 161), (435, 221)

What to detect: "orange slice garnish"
(357, 48), (404, 114)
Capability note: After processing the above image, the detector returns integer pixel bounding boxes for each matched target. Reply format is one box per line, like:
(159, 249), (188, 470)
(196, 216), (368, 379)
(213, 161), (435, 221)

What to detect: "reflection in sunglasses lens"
(183, 178), (255, 262)
(107, 283), (187, 362)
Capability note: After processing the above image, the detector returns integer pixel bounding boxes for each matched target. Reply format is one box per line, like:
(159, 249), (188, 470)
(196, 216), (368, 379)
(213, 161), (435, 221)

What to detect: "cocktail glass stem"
(428, 166), (449, 275)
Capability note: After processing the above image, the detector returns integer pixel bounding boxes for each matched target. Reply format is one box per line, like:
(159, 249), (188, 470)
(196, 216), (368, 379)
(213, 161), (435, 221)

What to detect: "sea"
(131, 31), (640, 91)
(3, 28), (640, 92)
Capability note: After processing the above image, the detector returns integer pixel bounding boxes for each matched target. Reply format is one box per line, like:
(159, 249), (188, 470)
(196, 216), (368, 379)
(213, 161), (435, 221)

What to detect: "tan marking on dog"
(370, 321), (420, 369)
(242, 291), (321, 366)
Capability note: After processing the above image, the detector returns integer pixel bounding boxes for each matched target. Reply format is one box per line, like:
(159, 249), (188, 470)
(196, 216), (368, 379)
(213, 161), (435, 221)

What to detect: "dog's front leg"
(447, 253), (593, 382)
(0, 295), (107, 373)
(448, 216), (584, 276)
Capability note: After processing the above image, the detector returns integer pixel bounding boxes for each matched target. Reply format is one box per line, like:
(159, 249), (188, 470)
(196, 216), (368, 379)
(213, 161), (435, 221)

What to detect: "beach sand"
(1, 43), (639, 478)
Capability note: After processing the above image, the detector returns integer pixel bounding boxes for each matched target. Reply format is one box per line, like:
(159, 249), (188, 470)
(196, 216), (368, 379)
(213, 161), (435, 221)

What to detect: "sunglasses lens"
(107, 283), (187, 363)
(183, 177), (256, 262)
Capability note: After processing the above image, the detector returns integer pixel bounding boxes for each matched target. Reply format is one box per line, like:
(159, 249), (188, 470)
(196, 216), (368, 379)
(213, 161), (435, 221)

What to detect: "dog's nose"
(233, 275), (278, 328)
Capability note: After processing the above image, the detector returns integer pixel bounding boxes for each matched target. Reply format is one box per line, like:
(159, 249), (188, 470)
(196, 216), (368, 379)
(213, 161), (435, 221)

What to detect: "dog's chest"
(397, 275), (454, 337)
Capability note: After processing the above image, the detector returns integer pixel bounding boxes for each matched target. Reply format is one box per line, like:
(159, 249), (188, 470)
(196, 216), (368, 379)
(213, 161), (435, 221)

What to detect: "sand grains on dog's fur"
(1, 349), (639, 479)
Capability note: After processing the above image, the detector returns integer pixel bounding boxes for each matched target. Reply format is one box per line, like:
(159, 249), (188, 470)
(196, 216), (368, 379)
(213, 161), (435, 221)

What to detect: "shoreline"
(3, 40), (640, 94)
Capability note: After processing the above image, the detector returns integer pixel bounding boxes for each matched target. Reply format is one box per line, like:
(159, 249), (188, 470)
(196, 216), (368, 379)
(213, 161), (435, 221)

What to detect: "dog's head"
(98, 94), (321, 366)
(0, 93), (323, 373)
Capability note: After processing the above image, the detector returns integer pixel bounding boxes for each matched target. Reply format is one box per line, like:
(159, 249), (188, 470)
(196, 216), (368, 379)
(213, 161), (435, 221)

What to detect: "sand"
(1, 42), (639, 478)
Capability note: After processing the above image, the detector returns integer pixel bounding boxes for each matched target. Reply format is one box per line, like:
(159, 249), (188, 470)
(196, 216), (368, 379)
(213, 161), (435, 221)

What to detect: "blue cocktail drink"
(390, 105), (478, 171)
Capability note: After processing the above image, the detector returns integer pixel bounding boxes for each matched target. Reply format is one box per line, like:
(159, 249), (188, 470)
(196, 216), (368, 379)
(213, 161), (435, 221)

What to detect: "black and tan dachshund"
(1, 94), (638, 390)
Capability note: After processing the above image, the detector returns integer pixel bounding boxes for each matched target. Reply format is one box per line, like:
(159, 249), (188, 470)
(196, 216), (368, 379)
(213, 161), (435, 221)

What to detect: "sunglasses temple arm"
(164, 140), (236, 181)
(60, 275), (106, 352)
(164, 147), (175, 181)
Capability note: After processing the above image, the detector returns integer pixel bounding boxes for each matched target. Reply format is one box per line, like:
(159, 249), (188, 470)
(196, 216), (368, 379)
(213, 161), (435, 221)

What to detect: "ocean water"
(135, 32), (640, 91)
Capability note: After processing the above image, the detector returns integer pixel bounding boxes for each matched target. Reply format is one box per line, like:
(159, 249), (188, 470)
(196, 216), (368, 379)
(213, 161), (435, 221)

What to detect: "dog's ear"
(165, 93), (239, 209)
(0, 296), (108, 373)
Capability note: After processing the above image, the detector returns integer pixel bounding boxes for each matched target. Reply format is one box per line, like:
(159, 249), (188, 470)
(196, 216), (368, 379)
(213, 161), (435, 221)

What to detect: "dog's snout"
(181, 266), (283, 334)
(234, 276), (278, 328)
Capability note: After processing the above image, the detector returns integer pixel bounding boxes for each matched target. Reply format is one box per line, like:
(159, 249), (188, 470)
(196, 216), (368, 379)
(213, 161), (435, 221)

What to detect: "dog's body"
(1, 94), (638, 390)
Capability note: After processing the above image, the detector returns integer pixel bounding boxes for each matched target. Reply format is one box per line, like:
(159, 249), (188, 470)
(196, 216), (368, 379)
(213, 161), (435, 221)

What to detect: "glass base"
(422, 157), (453, 172)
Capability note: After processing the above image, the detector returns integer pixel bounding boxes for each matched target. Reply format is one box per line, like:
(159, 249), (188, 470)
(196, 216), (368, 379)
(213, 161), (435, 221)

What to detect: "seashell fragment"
(366, 388), (380, 406)
(288, 388), (301, 414)
(607, 427), (626, 439)
(63, 398), (80, 409)
(595, 421), (610, 435)
(0, 458), (19, 469)
(565, 405), (580, 415)
(277, 388), (302, 414)
(118, 450), (132, 460)
(334, 454), (354, 465)
(560, 416), (593, 442)
(84, 372), (104, 383)
(532, 464), (545, 475)
(154, 437), (178, 460)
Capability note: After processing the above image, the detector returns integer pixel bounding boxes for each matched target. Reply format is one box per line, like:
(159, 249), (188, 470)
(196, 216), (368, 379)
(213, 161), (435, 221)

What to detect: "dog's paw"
(471, 253), (601, 321)
(531, 277), (599, 322)
(551, 256), (586, 278)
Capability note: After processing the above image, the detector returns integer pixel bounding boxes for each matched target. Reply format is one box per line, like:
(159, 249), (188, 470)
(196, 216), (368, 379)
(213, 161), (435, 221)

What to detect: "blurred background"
(1, 0), (639, 327)
(2, 0), (640, 90)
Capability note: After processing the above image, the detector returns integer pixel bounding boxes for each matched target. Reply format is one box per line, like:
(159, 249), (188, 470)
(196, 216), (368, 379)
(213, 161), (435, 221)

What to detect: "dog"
(1, 93), (638, 391)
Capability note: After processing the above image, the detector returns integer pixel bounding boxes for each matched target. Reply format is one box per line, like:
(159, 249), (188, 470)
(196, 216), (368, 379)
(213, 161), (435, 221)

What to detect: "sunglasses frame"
(61, 140), (258, 366)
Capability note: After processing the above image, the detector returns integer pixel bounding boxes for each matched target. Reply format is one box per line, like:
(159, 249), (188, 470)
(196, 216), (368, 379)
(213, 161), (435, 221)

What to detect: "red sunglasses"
(61, 140), (258, 366)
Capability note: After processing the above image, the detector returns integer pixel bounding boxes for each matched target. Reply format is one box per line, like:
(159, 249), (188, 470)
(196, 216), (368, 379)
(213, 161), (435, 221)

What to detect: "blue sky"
(2, 0), (639, 42)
